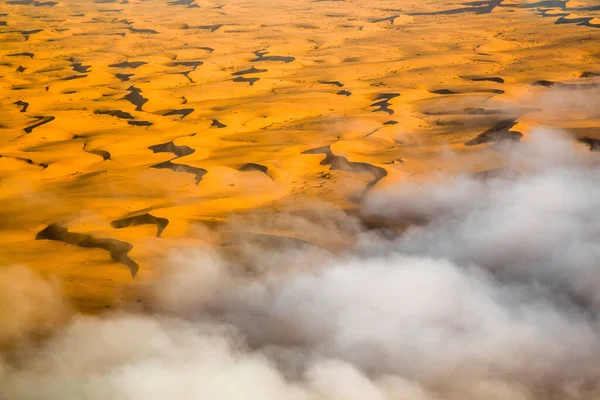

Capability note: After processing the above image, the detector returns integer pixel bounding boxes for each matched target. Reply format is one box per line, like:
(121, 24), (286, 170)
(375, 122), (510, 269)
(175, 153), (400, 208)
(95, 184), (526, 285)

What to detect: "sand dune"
(1, 0), (599, 311)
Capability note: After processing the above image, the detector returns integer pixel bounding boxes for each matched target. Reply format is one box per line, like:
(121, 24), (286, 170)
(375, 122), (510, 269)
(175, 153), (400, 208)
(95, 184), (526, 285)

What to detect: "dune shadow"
(36, 224), (139, 277)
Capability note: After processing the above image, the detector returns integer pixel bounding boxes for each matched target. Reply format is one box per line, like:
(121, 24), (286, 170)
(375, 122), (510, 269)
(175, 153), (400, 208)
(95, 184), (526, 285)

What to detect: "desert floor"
(1, 0), (599, 311)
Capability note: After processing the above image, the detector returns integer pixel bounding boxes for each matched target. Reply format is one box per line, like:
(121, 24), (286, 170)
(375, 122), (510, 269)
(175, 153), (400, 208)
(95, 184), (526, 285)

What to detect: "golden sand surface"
(1, 0), (599, 311)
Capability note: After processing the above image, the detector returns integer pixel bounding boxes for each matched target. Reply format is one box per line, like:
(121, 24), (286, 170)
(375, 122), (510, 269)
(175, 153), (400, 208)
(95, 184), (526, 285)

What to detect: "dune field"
(5, 1), (600, 399)
(1, 0), (600, 312)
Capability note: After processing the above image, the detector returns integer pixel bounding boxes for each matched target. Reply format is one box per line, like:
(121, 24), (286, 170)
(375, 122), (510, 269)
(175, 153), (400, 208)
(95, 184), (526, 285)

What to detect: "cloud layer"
(3, 128), (600, 400)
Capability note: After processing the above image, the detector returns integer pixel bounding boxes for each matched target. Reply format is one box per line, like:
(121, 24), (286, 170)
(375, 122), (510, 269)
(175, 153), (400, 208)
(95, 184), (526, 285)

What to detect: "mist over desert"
(1, 0), (600, 399)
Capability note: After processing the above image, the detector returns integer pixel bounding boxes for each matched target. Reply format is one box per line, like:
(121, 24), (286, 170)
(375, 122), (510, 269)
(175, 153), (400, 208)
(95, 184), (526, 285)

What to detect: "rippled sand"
(1, 0), (599, 311)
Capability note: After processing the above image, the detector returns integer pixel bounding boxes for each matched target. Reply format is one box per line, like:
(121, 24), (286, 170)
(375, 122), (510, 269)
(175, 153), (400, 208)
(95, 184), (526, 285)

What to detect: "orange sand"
(1, 0), (599, 311)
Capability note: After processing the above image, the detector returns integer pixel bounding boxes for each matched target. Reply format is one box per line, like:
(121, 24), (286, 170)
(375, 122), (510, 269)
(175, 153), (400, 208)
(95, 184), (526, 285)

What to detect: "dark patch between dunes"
(211, 119), (227, 128)
(151, 161), (207, 184)
(24, 116), (55, 134)
(580, 71), (600, 78)
(181, 23), (222, 32)
(533, 80), (599, 90)
(109, 61), (147, 69)
(14, 100), (29, 112)
(148, 141), (195, 158)
(232, 66), (267, 76)
(168, 61), (203, 69)
(370, 93), (399, 115)
(129, 27), (158, 34)
(168, 0), (198, 7)
(239, 163), (270, 178)
(319, 80), (344, 87)
(371, 15), (400, 24)
(538, 9), (600, 29)
(71, 62), (91, 73)
(19, 29), (43, 41)
(520, 0), (567, 8)
(233, 76), (259, 86)
(429, 88), (505, 95)
(483, 86), (507, 94)
(302, 145), (387, 190)
(111, 213), (169, 238)
(197, 24), (223, 32)
(128, 120), (153, 127)
(337, 90), (352, 96)
(464, 119), (523, 146)
(251, 50), (295, 63)
(124, 86), (148, 111)
(95, 109), (133, 119)
(0, 154), (48, 169)
(461, 75), (505, 84)
(8, 52), (35, 58)
(16, 66), (26, 73)
(197, 24), (223, 31)
(429, 89), (458, 95)
(176, 71), (194, 83)
(162, 108), (194, 119)
(409, 0), (503, 16)
(82, 143), (111, 160)
(9, 0), (57, 5)
(61, 74), (87, 81)
(115, 73), (133, 82)
(36, 224), (139, 277)
(579, 137), (600, 152)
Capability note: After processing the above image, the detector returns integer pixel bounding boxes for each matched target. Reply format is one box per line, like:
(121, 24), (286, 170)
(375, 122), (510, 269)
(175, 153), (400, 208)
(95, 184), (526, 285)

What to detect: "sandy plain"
(0, 0), (599, 312)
